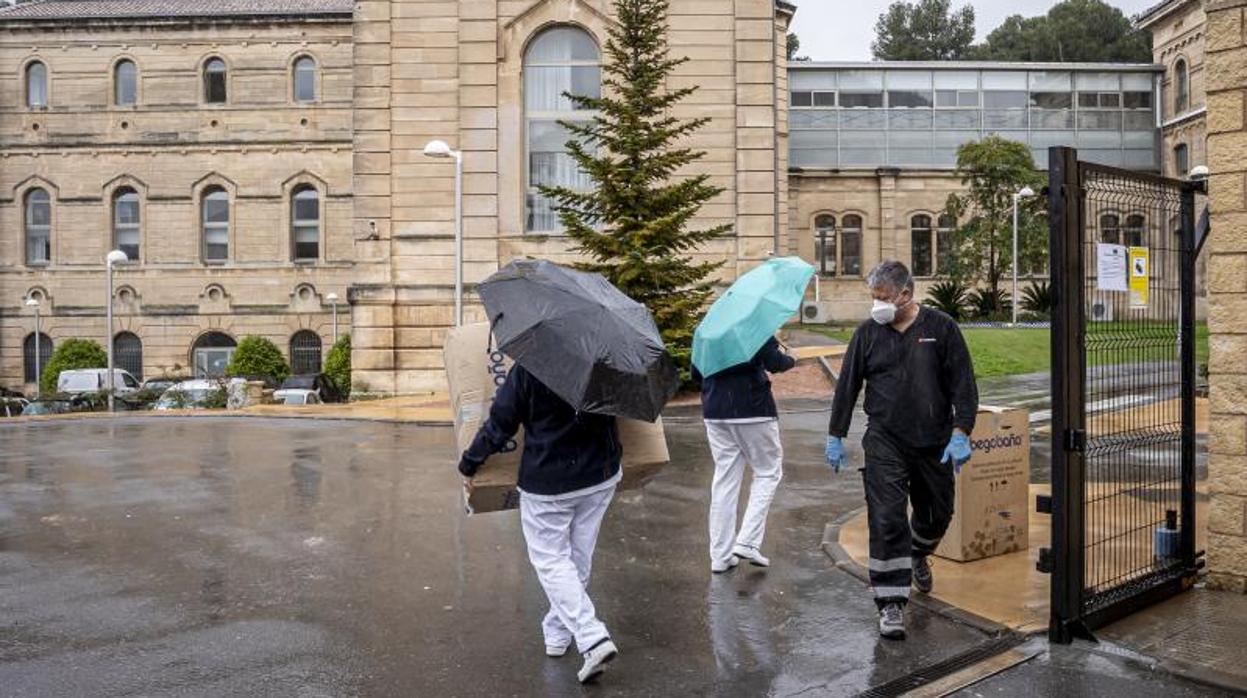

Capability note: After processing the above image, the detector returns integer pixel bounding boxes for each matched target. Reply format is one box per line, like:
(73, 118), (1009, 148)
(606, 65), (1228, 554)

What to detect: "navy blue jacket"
(694, 338), (796, 420)
(458, 364), (621, 496)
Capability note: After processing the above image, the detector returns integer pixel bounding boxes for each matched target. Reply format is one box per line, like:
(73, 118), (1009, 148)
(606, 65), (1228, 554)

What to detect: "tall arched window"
(936, 214), (956, 276)
(25, 61), (47, 108)
(114, 188), (140, 262)
(202, 187), (230, 262)
(291, 186), (320, 262)
(1174, 143), (1190, 177)
(204, 58), (227, 104)
(25, 188), (52, 265)
(290, 330), (323, 375)
(114, 332), (143, 380)
(192, 331), (236, 378)
(24, 333), (53, 384)
(293, 56), (316, 103)
(1100, 214), (1121, 244)
(1174, 59), (1189, 114)
(841, 215), (863, 276)
(814, 215), (836, 276)
(1125, 214), (1146, 247)
(114, 59), (137, 106)
(910, 214), (934, 277)
(524, 26), (601, 232)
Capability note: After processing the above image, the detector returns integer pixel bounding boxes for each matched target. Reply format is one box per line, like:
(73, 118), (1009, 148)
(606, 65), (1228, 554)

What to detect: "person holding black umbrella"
(458, 260), (680, 685)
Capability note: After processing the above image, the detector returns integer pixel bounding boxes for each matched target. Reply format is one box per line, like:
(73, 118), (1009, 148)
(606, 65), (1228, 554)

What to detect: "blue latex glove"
(941, 431), (972, 474)
(825, 436), (848, 473)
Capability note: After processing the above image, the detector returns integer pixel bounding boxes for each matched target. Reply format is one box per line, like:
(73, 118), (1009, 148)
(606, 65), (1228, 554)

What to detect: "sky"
(788, 0), (1162, 62)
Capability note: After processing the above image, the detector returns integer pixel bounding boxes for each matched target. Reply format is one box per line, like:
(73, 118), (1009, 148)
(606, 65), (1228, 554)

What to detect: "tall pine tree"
(539, 0), (731, 374)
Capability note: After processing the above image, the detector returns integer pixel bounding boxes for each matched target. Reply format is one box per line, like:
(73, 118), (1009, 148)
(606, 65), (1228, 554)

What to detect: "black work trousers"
(861, 427), (955, 608)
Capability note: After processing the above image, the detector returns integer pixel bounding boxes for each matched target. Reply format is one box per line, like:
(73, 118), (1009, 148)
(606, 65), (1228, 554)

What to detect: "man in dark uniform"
(824, 260), (978, 640)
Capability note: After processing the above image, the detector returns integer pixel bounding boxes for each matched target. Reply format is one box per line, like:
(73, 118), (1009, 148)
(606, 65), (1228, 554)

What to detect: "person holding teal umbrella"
(692, 257), (815, 573)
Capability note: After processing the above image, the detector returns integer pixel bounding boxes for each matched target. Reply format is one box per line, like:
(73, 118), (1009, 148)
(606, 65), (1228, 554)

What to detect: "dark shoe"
(913, 556), (933, 594)
(879, 603), (906, 640)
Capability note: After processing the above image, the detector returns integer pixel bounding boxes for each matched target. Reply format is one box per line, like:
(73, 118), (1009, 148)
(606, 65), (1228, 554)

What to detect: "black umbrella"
(477, 259), (680, 423)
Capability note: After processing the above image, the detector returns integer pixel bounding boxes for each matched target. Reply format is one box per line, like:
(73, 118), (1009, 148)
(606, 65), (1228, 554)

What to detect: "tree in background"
(541, 0), (731, 375)
(225, 336), (290, 383)
(787, 32), (809, 62)
(872, 0), (976, 61)
(971, 0), (1151, 63)
(324, 333), (351, 398)
(40, 338), (107, 395)
(940, 136), (1046, 315)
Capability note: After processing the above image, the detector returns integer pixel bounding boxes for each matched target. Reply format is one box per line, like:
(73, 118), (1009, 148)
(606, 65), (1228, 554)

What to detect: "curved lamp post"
(105, 249), (128, 412)
(25, 297), (41, 398)
(1012, 186), (1036, 327)
(423, 139), (463, 326)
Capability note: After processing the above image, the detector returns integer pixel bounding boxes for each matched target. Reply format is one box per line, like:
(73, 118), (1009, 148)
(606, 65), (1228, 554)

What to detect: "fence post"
(1179, 183), (1199, 569)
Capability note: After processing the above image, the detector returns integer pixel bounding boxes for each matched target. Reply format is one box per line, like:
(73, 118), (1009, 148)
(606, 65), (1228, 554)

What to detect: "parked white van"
(56, 369), (141, 396)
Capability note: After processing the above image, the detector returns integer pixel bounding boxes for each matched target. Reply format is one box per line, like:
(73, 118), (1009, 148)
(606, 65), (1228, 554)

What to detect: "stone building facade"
(348, 0), (795, 394)
(1138, 0), (1210, 180)
(0, 0), (360, 388)
(1203, 0), (1247, 592)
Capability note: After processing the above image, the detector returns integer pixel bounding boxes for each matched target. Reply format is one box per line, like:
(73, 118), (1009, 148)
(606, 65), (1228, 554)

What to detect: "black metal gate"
(1044, 147), (1202, 643)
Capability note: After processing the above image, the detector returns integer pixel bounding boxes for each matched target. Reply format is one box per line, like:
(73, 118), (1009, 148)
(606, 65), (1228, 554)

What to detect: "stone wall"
(0, 17), (360, 389)
(1204, 0), (1247, 592)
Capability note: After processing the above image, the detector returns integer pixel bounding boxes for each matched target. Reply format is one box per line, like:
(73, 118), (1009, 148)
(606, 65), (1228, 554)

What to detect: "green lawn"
(812, 323), (1210, 379)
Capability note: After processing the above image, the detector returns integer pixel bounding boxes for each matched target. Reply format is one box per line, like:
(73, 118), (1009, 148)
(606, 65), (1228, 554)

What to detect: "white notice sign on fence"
(1096, 243), (1129, 292)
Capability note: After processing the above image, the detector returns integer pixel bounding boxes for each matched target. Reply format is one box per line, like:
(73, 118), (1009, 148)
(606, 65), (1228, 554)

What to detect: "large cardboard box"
(445, 322), (671, 515)
(934, 406), (1030, 563)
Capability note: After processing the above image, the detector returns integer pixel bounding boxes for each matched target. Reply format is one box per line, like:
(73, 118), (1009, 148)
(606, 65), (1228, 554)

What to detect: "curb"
(820, 508), (1022, 639)
(0, 411), (455, 428)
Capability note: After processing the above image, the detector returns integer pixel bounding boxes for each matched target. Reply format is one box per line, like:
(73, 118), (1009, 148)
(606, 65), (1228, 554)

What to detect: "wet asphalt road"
(0, 406), (1223, 697)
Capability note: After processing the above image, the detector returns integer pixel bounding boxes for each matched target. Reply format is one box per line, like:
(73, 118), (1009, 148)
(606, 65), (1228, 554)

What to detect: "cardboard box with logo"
(444, 322), (671, 515)
(934, 406), (1030, 563)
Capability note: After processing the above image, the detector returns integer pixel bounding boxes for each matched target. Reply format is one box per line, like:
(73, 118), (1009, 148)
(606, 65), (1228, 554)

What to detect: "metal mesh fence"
(1079, 164), (1189, 613)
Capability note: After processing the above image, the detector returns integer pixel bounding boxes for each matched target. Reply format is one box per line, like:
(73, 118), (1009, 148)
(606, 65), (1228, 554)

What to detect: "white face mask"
(871, 299), (898, 325)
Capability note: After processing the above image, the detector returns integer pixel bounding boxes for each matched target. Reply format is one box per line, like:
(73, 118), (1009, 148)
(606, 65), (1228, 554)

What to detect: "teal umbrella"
(692, 256), (816, 378)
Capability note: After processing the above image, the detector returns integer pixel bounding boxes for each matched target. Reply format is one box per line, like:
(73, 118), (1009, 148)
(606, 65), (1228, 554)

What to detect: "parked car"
(21, 399), (76, 416)
(279, 374), (344, 404)
(1, 397), (30, 417)
(153, 380), (231, 410)
(141, 376), (186, 394)
(57, 369), (140, 396)
(272, 389), (323, 406)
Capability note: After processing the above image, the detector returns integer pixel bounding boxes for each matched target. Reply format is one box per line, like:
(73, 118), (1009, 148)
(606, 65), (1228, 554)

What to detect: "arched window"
(1174, 143), (1190, 177)
(25, 188), (52, 265)
(114, 59), (137, 106)
(1099, 214), (1121, 244)
(114, 188), (140, 262)
(24, 333), (53, 384)
(841, 214), (863, 276)
(25, 61), (47, 108)
(202, 187), (229, 262)
(293, 56), (316, 103)
(1125, 214), (1146, 247)
(291, 186), (320, 262)
(936, 214), (957, 276)
(114, 332), (143, 380)
(1174, 59), (1189, 114)
(910, 214), (934, 277)
(203, 58), (227, 104)
(814, 215), (836, 276)
(524, 26), (601, 232)
(192, 331), (237, 378)
(290, 330), (323, 375)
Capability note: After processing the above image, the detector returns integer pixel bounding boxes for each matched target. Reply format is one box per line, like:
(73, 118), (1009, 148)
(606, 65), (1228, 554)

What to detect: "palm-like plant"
(924, 280), (970, 321)
(968, 287), (1012, 320)
(1020, 281), (1053, 315)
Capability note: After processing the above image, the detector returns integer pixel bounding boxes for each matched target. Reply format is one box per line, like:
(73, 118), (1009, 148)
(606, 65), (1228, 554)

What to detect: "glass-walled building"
(789, 62), (1163, 171)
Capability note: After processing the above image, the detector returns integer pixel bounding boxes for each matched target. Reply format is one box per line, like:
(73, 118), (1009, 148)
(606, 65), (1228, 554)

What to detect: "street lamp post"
(1012, 186), (1036, 327)
(25, 297), (41, 398)
(105, 249), (128, 412)
(423, 139), (464, 326)
(326, 292), (339, 342)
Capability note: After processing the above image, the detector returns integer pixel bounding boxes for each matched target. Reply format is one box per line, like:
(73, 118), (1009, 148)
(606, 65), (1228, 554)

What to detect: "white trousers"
(520, 485), (615, 653)
(706, 420), (784, 567)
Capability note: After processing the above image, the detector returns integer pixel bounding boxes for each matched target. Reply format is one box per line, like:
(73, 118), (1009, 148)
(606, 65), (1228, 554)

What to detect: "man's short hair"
(866, 260), (914, 295)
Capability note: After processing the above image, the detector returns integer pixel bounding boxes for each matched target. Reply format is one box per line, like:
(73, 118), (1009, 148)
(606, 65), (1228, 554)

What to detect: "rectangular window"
(205, 73), (226, 104)
(1123, 91), (1153, 109)
(841, 230), (862, 276)
(527, 120), (592, 232)
(888, 90), (932, 108)
(1175, 145), (1189, 176)
(203, 197), (229, 262)
(1030, 92), (1072, 109)
(840, 91), (883, 108)
(812, 91), (837, 107)
(983, 91), (1028, 108)
(912, 229), (933, 277)
(791, 91), (813, 107)
(525, 65), (601, 112)
(115, 199), (140, 261)
(936, 229), (953, 276)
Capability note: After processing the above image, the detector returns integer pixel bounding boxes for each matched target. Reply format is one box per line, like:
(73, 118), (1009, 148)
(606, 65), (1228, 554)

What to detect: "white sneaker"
(545, 643), (569, 658)
(577, 639), (618, 684)
(732, 545), (770, 568)
(711, 555), (740, 573)
(878, 603), (906, 640)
